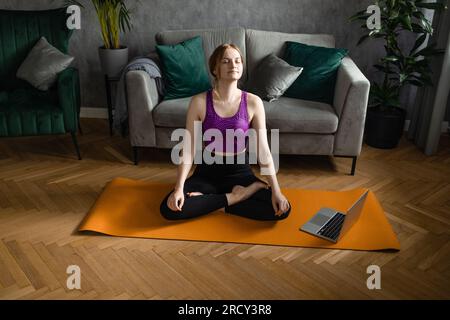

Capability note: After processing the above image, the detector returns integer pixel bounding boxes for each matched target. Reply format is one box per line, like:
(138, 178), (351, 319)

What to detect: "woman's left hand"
(271, 191), (290, 216)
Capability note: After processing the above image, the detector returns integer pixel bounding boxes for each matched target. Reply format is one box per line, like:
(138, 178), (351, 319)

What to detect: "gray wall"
(1, 0), (445, 122)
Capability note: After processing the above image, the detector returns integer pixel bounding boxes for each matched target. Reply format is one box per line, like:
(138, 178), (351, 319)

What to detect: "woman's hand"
(167, 188), (185, 212)
(271, 190), (290, 216)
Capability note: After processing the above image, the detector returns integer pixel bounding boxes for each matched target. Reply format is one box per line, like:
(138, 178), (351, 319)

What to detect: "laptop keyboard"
(317, 213), (345, 240)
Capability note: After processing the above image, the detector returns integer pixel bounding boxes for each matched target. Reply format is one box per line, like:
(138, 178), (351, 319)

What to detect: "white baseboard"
(80, 107), (450, 133)
(404, 120), (449, 133)
(80, 107), (108, 119)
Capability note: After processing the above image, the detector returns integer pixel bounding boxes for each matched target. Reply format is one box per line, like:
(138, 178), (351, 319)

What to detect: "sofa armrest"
(125, 70), (160, 147)
(333, 57), (370, 156)
(57, 67), (80, 133)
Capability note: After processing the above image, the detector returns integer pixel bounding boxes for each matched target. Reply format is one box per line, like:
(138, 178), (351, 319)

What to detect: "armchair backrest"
(0, 8), (72, 91)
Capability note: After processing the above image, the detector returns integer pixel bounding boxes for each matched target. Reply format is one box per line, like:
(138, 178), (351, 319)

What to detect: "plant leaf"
(348, 9), (369, 22)
(407, 80), (425, 86)
(414, 43), (445, 56)
(357, 34), (370, 45)
(416, 2), (447, 10)
(400, 15), (413, 31)
(410, 34), (427, 54)
(383, 56), (400, 62)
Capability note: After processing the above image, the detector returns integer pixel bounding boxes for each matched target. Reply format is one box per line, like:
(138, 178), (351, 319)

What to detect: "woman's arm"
(250, 95), (290, 215)
(250, 95), (282, 194)
(174, 95), (202, 191)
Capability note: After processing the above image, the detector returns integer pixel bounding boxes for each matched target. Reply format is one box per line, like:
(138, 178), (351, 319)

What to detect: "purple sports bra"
(202, 89), (250, 154)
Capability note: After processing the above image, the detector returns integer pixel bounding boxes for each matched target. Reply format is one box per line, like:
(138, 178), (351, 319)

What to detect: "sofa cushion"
(153, 94), (338, 134)
(283, 41), (348, 104)
(153, 96), (192, 128)
(156, 27), (247, 85)
(263, 97), (338, 134)
(245, 29), (335, 88)
(246, 53), (303, 102)
(156, 36), (212, 100)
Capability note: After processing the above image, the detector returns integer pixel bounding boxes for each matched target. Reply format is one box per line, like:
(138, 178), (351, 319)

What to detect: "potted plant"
(350, 0), (447, 148)
(68, 0), (133, 78)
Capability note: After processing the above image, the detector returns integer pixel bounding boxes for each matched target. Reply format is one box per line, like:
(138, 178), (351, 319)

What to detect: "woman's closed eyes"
(222, 58), (241, 64)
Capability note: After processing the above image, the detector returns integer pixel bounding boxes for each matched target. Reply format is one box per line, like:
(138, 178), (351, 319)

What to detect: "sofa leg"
(133, 146), (139, 165)
(71, 132), (82, 160)
(351, 156), (357, 176)
(334, 155), (357, 175)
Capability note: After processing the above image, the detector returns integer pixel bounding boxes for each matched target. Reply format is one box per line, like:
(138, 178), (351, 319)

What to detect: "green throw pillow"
(283, 41), (348, 104)
(156, 36), (212, 100)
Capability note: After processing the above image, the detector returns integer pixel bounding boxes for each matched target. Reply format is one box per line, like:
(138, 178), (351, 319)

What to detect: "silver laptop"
(300, 190), (369, 243)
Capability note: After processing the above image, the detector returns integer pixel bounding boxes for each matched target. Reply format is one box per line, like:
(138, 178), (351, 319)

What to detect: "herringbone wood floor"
(0, 118), (449, 300)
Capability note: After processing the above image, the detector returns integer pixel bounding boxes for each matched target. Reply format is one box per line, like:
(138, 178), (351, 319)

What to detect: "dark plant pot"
(364, 106), (406, 149)
(98, 46), (129, 78)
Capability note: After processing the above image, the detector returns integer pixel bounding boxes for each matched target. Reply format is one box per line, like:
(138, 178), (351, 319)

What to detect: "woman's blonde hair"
(208, 43), (244, 83)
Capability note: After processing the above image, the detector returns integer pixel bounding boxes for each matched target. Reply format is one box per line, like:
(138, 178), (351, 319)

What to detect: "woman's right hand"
(167, 188), (185, 212)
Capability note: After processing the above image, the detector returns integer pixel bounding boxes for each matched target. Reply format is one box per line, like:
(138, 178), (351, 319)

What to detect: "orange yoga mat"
(78, 177), (400, 251)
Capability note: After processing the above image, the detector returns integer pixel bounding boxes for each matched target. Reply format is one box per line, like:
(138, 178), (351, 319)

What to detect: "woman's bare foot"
(186, 191), (227, 212)
(226, 181), (268, 206)
(187, 191), (203, 197)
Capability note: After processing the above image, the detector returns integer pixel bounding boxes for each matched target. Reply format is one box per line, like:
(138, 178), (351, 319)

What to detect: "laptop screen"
(338, 190), (369, 240)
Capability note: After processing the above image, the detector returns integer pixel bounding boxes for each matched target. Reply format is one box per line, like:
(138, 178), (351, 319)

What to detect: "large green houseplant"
(68, 0), (134, 77)
(350, 0), (447, 148)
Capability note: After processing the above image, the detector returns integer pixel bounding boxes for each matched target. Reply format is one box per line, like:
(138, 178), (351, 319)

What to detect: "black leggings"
(160, 153), (291, 221)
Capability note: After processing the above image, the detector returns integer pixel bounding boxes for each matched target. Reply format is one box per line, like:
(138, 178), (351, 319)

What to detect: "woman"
(160, 43), (291, 221)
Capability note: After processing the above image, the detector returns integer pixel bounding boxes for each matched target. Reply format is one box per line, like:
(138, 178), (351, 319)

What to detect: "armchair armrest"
(333, 57), (370, 156)
(57, 67), (80, 133)
(125, 70), (160, 147)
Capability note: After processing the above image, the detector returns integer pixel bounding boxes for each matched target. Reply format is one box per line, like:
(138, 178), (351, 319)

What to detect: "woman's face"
(215, 48), (243, 81)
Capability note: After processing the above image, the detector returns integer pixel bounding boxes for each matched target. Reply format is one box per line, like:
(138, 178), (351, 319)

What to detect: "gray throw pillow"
(247, 54), (303, 102)
(16, 37), (74, 91)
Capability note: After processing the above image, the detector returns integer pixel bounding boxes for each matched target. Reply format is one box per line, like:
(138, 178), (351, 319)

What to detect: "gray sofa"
(125, 28), (370, 175)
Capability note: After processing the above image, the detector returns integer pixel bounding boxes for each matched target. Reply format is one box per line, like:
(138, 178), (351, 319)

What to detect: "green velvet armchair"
(0, 8), (82, 159)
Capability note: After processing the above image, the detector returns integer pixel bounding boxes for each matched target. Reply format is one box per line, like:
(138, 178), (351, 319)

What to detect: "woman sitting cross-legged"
(159, 43), (291, 221)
